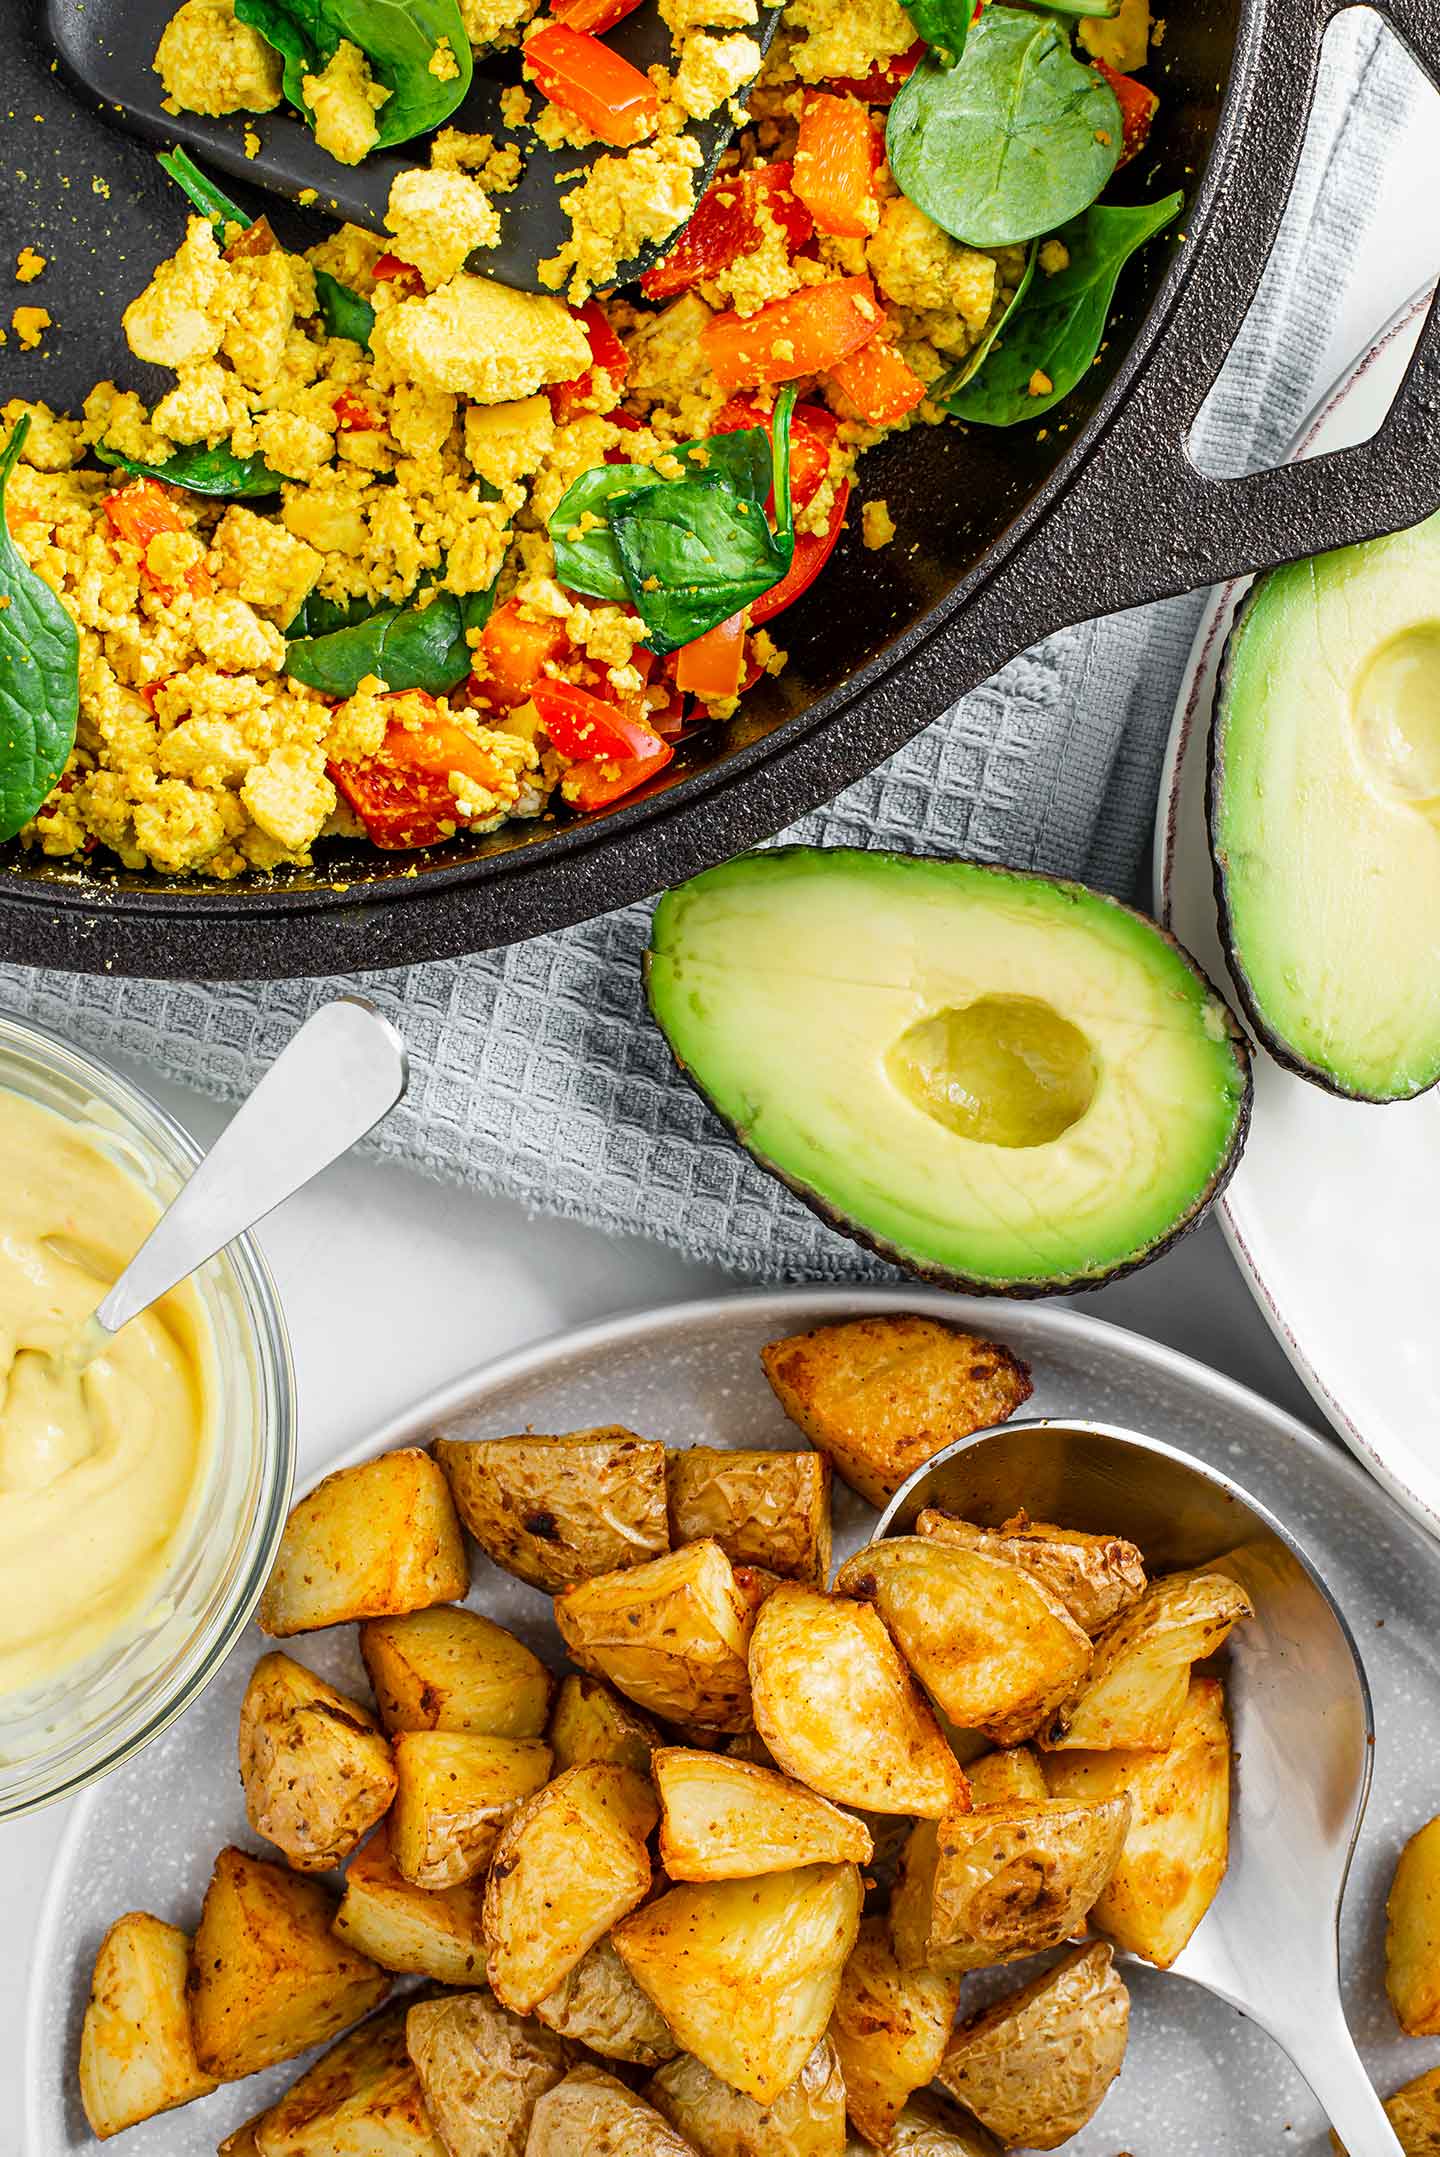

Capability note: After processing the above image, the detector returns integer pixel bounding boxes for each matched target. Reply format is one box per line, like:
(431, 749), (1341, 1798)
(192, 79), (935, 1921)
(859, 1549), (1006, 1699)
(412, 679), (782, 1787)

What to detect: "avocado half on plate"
(1210, 514), (1440, 1102)
(645, 850), (1252, 1295)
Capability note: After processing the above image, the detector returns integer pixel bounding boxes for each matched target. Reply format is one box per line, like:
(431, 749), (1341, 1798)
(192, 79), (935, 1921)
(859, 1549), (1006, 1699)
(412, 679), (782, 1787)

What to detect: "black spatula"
(44, 0), (782, 293)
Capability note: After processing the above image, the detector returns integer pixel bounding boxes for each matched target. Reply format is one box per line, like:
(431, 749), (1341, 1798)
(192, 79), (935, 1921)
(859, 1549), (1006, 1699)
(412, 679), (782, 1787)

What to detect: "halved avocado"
(1211, 520), (1440, 1101)
(645, 849), (1251, 1295)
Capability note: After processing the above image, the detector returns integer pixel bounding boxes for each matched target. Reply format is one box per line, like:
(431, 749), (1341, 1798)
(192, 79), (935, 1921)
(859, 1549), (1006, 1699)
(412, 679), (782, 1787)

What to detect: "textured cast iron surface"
(4, 0), (1440, 976)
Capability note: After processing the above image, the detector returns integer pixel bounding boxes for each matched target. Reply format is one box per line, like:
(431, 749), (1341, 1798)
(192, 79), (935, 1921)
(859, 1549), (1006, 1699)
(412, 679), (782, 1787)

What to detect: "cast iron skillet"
(3, 0), (1439, 979)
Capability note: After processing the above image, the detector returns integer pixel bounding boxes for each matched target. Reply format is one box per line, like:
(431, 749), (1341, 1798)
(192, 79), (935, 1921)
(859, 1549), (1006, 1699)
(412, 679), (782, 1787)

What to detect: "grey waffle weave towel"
(0, 16), (1423, 1278)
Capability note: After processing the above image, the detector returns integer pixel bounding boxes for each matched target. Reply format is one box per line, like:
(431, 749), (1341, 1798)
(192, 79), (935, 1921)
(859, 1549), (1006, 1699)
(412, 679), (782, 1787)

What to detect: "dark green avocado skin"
(643, 850), (1253, 1299)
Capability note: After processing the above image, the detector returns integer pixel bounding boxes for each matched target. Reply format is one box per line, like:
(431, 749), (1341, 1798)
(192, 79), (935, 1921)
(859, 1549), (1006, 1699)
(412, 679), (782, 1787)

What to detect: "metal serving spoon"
(873, 1417), (1403, 2157)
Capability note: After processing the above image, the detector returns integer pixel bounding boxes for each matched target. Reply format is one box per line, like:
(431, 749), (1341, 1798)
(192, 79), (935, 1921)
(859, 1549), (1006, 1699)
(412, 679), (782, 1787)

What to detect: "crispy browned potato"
(964, 1746), (1047, 1806)
(548, 1671), (663, 1776)
(333, 1822), (488, 1985)
(1332, 2064), (1440, 2157)
(78, 1913), (218, 2138)
(249, 2002), (445, 2157)
(750, 1584), (967, 1817)
(483, 1762), (657, 2014)
(835, 1538), (1092, 1748)
(1042, 1571), (1253, 1752)
(555, 1541), (754, 1732)
(938, 1942), (1129, 2151)
(648, 2036), (846, 2156)
(760, 1317), (1032, 1509)
(1044, 1676), (1230, 1967)
(731, 1563), (787, 1625)
(871, 2091), (1003, 2155)
(218, 2114), (267, 2155)
(830, 1914), (962, 2147)
(613, 1863), (862, 2106)
(654, 1747), (871, 1879)
(916, 1511), (1147, 1636)
(189, 1847), (391, 2082)
(259, 1450), (468, 1636)
(527, 2065), (697, 2156)
(391, 1731), (551, 1889)
(1388, 1816), (1440, 2034)
(405, 1989), (569, 2157)
(665, 1447), (831, 1586)
(434, 1429), (669, 1592)
(238, 1651), (397, 1873)
(360, 1606), (552, 1739)
(535, 1937), (680, 2065)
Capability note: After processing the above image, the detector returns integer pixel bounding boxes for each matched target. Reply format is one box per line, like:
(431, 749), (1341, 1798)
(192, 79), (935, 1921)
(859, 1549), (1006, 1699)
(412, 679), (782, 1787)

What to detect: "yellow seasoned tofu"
(371, 277), (592, 401)
(152, 0), (283, 116)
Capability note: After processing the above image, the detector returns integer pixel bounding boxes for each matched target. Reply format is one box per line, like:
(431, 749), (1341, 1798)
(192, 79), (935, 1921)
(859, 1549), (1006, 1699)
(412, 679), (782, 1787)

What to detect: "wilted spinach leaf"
(94, 438), (281, 499)
(285, 588), (383, 639)
(0, 417), (80, 844)
(235, 0), (473, 152)
(903, 0), (972, 69)
(935, 238), (1037, 397)
(157, 147), (253, 239)
(283, 581), (498, 698)
(314, 267), (376, 348)
(551, 466), (666, 605)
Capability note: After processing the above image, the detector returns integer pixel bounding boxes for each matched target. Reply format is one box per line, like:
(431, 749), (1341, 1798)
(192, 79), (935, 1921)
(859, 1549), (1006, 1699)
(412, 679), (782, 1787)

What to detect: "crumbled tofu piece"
(123, 217), (233, 369)
(539, 133), (704, 303)
(384, 168), (501, 289)
(429, 35), (462, 80)
(673, 31), (763, 118)
(12, 307), (52, 351)
(1028, 368), (1053, 396)
(1039, 239), (1071, 276)
(463, 0), (542, 46)
(15, 248), (46, 284)
(464, 394), (556, 488)
(624, 291), (716, 393)
(862, 498), (895, 549)
(303, 41), (392, 166)
(661, 0), (758, 35)
(430, 130), (524, 193)
(787, 0), (916, 81)
(190, 594), (287, 672)
(213, 506), (323, 623)
(152, 0), (283, 116)
(867, 197), (996, 332)
(241, 743), (337, 852)
(370, 275), (591, 401)
(2, 399), (84, 470)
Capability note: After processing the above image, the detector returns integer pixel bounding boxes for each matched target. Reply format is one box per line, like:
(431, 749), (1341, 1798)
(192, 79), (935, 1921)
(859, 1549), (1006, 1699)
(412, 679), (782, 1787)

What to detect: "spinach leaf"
(1042, 0), (1121, 15)
(675, 427), (773, 502)
(936, 238), (1037, 397)
(285, 588), (383, 639)
(157, 147), (252, 239)
(283, 582), (497, 698)
(903, 0), (971, 69)
(0, 418), (79, 845)
(314, 267), (376, 348)
(887, 7), (1121, 247)
(94, 438), (282, 499)
(943, 192), (1181, 423)
(234, 0), (472, 153)
(551, 466), (666, 604)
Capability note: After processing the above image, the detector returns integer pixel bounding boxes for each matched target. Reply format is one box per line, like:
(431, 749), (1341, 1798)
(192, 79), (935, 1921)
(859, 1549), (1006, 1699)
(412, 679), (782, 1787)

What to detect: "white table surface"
(12, 69), (1440, 2125)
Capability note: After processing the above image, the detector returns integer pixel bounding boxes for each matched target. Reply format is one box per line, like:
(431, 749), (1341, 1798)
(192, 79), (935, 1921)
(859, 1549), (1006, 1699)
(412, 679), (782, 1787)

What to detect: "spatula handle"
(1281, 2010), (1403, 2156)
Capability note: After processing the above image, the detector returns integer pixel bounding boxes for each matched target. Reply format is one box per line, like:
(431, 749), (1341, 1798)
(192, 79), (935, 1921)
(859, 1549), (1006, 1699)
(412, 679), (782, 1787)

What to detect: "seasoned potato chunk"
(1332, 2064), (1440, 2157)
(527, 2065), (696, 2156)
(829, 1914), (962, 2147)
(654, 1747), (872, 1879)
(1042, 1571), (1253, 1752)
(835, 1538), (1092, 1747)
(391, 1731), (552, 1888)
(249, 2002), (445, 2157)
(613, 1863), (863, 2106)
(555, 1540), (754, 1732)
(665, 1447), (831, 1586)
(760, 1317), (1032, 1509)
(880, 2092), (1002, 2154)
(938, 1942), (1129, 2151)
(78, 1913), (218, 2138)
(483, 1762), (657, 2013)
(259, 1450), (468, 1636)
(1044, 1676), (1230, 1967)
(916, 1511), (1147, 1636)
(964, 1746), (1047, 1806)
(751, 1584), (967, 1817)
(1388, 1815), (1440, 2035)
(648, 2036), (847, 2157)
(334, 1821), (489, 1984)
(548, 1671), (663, 1776)
(406, 1989), (569, 2157)
(434, 1428), (669, 1591)
(360, 1606), (552, 1738)
(189, 1847), (390, 2082)
(239, 1651), (396, 1872)
(535, 1937), (680, 2065)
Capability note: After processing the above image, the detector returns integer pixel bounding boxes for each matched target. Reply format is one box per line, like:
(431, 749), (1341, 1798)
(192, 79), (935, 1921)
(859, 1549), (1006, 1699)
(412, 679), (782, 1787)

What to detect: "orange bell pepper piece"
(674, 611), (747, 699)
(825, 336), (926, 424)
(526, 23), (660, 146)
(549, 0), (643, 34)
(102, 478), (211, 599)
(793, 94), (880, 239)
(474, 602), (572, 705)
(330, 704), (513, 850)
(702, 276), (883, 390)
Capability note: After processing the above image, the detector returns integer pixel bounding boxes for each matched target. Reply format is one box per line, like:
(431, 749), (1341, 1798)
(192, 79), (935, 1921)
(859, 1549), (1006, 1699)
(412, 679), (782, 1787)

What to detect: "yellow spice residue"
(16, 247), (46, 284)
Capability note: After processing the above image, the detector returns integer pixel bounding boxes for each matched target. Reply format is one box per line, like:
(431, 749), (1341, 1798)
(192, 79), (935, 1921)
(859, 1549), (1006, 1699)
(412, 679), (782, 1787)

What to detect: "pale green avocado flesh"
(646, 850), (1251, 1293)
(1212, 515), (1440, 1101)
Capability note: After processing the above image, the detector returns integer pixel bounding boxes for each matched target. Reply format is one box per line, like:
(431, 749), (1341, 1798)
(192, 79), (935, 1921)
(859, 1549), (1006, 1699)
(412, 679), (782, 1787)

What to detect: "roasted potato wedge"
(434, 1428), (669, 1592)
(760, 1317), (1032, 1509)
(406, 1989), (569, 2157)
(548, 1671), (663, 1776)
(665, 1447), (831, 1586)
(750, 1584), (967, 1817)
(1042, 1571), (1253, 1752)
(613, 1862), (862, 2106)
(1332, 2064), (1440, 2157)
(483, 1761), (657, 2013)
(189, 1846), (391, 2082)
(830, 1914), (962, 2147)
(1387, 1815), (1440, 2035)
(249, 2002), (445, 2157)
(259, 1450), (468, 1636)
(938, 1941), (1129, 2151)
(239, 1651), (397, 1873)
(334, 1821), (488, 1984)
(964, 1746), (1047, 1806)
(916, 1510), (1147, 1636)
(873, 2092), (1003, 2155)
(360, 1606), (552, 1739)
(527, 2065), (697, 2156)
(835, 1538), (1092, 1748)
(555, 1540), (754, 1732)
(654, 1747), (872, 1879)
(648, 2036), (846, 2157)
(391, 1732), (552, 1889)
(78, 1913), (218, 2138)
(535, 1937), (681, 2065)
(1044, 1676), (1230, 1967)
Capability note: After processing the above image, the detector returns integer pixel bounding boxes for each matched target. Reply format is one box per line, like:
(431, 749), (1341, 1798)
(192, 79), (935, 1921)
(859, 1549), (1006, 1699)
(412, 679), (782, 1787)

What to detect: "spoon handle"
(1281, 2008), (1403, 2155)
(93, 999), (408, 1340)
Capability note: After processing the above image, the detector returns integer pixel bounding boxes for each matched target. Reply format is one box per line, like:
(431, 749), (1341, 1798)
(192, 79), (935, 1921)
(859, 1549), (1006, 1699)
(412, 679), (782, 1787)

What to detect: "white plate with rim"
(1154, 283), (1440, 1537)
(23, 1285), (1440, 2156)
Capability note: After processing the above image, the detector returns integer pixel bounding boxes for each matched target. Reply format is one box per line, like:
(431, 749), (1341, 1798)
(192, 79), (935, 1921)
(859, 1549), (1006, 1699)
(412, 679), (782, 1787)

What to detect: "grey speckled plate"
(25, 1289), (1440, 2155)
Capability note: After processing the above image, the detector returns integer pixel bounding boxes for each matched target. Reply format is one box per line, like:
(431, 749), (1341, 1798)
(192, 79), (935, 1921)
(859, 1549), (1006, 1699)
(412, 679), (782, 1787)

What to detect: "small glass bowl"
(0, 1013), (295, 1818)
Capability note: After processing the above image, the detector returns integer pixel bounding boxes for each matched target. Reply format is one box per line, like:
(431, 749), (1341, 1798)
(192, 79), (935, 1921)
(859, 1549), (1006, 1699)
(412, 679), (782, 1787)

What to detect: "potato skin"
(434, 1429), (669, 1592)
(405, 1989), (569, 2157)
(916, 1511), (1147, 1636)
(878, 2092), (1003, 2155)
(830, 1914), (962, 2147)
(251, 2001), (446, 2157)
(1042, 1571), (1253, 1753)
(548, 1671), (663, 1776)
(555, 1540), (754, 1732)
(648, 2035), (847, 2157)
(939, 1941), (1129, 2151)
(534, 1937), (681, 2066)
(333, 1821), (489, 1985)
(526, 2065), (697, 2156)
(239, 1651), (397, 1873)
(760, 1317), (1032, 1509)
(360, 1606), (552, 1738)
(391, 1731), (552, 1889)
(654, 1747), (872, 1880)
(259, 1450), (468, 1636)
(78, 1913), (218, 2139)
(964, 1747), (1047, 1807)
(1388, 1817), (1440, 2035)
(665, 1447), (832, 1586)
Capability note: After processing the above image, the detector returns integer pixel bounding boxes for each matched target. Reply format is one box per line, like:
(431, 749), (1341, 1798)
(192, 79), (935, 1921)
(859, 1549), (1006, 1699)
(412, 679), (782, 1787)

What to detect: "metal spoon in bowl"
(873, 1417), (1404, 2157)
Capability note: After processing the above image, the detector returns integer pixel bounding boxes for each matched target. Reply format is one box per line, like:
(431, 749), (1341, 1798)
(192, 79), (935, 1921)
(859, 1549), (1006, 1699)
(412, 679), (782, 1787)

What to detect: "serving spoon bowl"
(873, 1416), (1402, 2157)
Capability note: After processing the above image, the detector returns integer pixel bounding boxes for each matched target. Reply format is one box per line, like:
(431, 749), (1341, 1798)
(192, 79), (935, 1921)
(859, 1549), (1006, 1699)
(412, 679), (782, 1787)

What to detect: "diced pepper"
(531, 678), (642, 761)
(641, 164), (813, 301)
(749, 479), (851, 625)
(550, 299), (631, 423)
(101, 478), (211, 599)
(330, 704), (511, 850)
(711, 394), (838, 516)
(793, 95), (880, 239)
(1093, 58), (1158, 165)
(546, 690), (675, 808)
(372, 252), (424, 295)
(549, 0), (643, 33)
(473, 601), (571, 705)
(702, 275), (882, 390)
(526, 23), (660, 147)
(333, 392), (381, 431)
(825, 336), (926, 424)
(674, 611), (747, 699)
(825, 38), (923, 103)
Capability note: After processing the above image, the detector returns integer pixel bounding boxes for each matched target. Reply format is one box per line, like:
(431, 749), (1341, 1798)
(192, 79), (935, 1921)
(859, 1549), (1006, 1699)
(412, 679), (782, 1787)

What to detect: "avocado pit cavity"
(1351, 624), (1440, 806)
(887, 994), (1099, 1147)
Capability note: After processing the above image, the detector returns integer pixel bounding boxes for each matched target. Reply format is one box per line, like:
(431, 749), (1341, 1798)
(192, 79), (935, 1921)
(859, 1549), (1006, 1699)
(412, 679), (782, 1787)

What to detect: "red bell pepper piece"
(550, 299), (631, 423)
(330, 703), (515, 850)
(1093, 58), (1159, 165)
(332, 392), (380, 431)
(539, 685), (674, 808)
(749, 480), (851, 626)
(640, 164), (813, 301)
(674, 611), (747, 699)
(710, 395), (837, 516)
(825, 336), (926, 424)
(702, 275), (882, 390)
(526, 23), (660, 146)
(793, 94), (881, 239)
(102, 479), (211, 599)
(548, 0), (643, 33)
(372, 252), (424, 296)
(825, 38), (923, 103)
